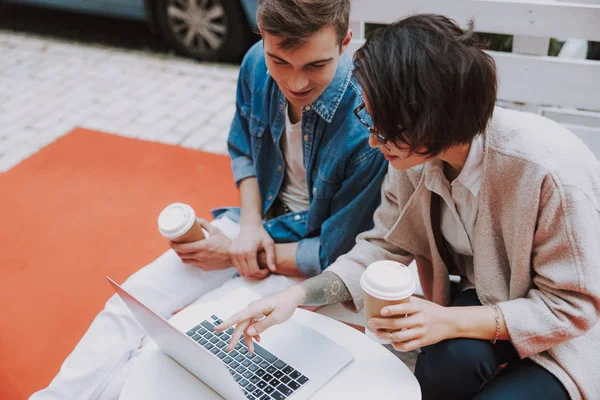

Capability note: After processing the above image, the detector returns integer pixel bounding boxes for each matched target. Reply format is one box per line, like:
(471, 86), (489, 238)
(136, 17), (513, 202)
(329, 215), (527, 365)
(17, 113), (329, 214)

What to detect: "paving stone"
(0, 30), (237, 171)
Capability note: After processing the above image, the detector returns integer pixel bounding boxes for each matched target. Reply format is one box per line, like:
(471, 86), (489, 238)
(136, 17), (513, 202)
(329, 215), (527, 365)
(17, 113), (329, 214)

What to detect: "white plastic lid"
(360, 260), (416, 300)
(157, 203), (196, 240)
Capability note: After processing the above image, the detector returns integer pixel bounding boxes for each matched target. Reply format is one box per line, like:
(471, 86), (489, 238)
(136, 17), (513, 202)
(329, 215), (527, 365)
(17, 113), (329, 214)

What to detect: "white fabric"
(30, 217), (301, 400)
(278, 106), (310, 213)
(423, 134), (484, 288)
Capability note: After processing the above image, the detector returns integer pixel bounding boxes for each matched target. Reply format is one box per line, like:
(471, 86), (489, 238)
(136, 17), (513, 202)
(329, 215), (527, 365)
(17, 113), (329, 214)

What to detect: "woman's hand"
(215, 285), (306, 353)
(229, 224), (277, 278)
(169, 219), (232, 271)
(368, 296), (456, 352)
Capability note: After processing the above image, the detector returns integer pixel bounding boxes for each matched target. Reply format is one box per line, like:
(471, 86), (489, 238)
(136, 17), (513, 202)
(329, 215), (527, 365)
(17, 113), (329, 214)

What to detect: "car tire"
(156, 0), (255, 62)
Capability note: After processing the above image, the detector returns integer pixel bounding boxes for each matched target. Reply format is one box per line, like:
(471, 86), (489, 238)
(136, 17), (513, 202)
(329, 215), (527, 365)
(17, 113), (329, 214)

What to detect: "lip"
(288, 88), (313, 99)
(383, 153), (398, 161)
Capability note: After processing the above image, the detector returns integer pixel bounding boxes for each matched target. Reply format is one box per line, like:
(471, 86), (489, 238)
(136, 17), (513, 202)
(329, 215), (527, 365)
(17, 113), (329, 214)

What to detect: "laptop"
(107, 277), (354, 400)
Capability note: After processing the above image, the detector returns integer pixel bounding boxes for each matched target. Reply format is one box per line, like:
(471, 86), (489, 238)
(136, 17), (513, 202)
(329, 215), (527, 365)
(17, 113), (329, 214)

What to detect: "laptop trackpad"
(257, 317), (353, 381)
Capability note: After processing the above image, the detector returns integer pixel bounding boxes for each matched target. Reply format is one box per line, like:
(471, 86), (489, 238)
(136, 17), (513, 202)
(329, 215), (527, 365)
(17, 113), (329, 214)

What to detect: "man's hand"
(229, 224), (276, 279)
(215, 285), (306, 353)
(169, 219), (232, 271)
(368, 296), (456, 352)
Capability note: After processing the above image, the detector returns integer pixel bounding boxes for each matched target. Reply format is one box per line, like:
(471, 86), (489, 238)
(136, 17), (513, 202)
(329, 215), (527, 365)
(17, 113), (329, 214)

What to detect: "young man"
(218, 15), (600, 400)
(30, 1), (387, 399)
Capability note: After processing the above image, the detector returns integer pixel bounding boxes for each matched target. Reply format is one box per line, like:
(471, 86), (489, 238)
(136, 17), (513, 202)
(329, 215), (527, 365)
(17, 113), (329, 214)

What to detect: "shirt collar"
(308, 52), (353, 123)
(424, 134), (484, 197)
(457, 134), (484, 196)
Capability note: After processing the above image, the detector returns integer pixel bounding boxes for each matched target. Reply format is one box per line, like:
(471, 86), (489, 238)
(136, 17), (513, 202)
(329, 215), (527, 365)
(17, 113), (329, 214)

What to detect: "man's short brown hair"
(257, 0), (351, 50)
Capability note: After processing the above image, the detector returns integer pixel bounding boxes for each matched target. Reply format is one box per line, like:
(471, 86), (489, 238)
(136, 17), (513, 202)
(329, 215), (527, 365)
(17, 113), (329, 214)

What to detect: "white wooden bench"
(317, 0), (600, 327)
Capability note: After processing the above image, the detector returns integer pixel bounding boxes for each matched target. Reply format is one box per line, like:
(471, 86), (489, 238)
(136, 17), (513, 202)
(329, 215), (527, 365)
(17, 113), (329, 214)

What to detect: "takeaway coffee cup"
(360, 260), (416, 344)
(158, 203), (205, 243)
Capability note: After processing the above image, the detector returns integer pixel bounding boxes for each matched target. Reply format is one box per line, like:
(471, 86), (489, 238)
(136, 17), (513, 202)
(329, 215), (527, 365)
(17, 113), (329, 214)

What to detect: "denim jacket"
(212, 41), (388, 277)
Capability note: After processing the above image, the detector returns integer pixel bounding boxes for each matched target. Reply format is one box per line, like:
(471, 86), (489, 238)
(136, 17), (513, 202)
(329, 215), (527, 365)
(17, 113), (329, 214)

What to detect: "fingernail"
(382, 308), (389, 315)
(368, 321), (375, 328)
(247, 327), (256, 336)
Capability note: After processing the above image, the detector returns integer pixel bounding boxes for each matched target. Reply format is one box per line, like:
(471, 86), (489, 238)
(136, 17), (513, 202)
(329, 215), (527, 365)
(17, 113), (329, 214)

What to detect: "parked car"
(4, 0), (258, 61)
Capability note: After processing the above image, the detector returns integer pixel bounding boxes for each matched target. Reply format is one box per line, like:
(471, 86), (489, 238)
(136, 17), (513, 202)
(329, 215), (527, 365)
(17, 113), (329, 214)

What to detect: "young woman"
(217, 14), (600, 400)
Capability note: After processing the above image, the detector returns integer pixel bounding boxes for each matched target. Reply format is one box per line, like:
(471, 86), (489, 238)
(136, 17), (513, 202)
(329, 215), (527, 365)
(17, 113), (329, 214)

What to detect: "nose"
(288, 72), (309, 92)
(368, 133), (380, 149)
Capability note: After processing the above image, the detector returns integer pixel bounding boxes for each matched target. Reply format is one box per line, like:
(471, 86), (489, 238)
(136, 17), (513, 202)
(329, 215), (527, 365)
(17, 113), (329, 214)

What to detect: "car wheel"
(156, 0), (255, 62)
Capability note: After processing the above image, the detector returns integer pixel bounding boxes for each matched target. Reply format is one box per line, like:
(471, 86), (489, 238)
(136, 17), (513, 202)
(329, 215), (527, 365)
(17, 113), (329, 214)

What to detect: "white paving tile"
(199, 137), (229, 155)
(0, 142), (40, 172)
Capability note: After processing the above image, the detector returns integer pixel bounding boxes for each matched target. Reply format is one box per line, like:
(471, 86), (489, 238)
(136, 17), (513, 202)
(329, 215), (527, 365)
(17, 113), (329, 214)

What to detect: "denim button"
(294, 215), (301, 221)
(312, 187), (317, 195)
(267, 195), (273, 200)
(277, 165), (282, 171)
(303, 106), (311, 112)
(303, 135), (309, 142)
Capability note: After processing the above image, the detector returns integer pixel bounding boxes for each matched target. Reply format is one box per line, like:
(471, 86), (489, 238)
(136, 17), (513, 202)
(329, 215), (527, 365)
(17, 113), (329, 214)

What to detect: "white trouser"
(30, 217), (301, 400)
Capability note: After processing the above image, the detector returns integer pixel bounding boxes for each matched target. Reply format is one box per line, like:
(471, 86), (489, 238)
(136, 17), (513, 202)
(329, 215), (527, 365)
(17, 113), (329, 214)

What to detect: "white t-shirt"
(424, 134), (484, 289)
(277, 107), (310, 213)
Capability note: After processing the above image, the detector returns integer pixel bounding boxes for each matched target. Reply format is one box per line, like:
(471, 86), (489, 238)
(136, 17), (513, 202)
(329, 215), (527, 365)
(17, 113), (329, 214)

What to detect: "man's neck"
(287, 102), (303, 124)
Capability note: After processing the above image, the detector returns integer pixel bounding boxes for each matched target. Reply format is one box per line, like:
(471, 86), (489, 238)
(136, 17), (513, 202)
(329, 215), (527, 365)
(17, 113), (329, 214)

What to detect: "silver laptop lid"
(106, 277), (246, 400)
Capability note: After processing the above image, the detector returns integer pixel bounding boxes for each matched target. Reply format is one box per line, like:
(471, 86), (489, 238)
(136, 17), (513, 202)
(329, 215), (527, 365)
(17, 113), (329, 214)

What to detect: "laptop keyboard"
(186, 315), (310, 400)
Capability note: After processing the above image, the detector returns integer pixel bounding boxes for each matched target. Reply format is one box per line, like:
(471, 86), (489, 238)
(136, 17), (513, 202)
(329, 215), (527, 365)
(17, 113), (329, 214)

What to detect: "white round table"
(120, 296), (421, 399)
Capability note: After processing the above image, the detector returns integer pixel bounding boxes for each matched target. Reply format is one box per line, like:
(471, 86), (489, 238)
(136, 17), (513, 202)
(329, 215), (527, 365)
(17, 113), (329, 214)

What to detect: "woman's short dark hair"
(353, 14), (497, 157)
(257, 0), (351, 51)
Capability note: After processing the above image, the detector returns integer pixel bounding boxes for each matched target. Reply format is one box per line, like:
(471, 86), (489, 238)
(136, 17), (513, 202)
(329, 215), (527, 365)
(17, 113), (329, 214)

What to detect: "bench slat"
(351, 0), (600, 41)
(493, 52), (600, 110)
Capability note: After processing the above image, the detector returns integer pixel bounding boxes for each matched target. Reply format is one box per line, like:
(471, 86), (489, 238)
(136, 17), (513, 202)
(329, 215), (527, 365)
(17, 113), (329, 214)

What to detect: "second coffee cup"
(360, 260), (416, 344)
(158, 203), (206, 243)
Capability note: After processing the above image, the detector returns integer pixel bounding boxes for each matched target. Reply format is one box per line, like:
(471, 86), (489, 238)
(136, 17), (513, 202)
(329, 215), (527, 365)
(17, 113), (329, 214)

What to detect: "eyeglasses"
(353, 103), (391, 151)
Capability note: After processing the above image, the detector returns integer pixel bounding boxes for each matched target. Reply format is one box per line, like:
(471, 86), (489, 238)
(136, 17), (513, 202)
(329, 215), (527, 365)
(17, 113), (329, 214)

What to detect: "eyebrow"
(266, 52), (333, 66)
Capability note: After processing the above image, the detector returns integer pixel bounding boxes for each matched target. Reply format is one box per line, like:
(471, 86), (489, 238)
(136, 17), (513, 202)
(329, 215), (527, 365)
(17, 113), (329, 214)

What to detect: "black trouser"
(414, 289), (570, 400)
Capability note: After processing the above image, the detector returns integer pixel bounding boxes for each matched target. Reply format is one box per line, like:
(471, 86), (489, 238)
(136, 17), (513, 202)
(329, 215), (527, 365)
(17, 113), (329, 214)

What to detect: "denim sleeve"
(315, 150), (388, 272)
(293, 150), (388, 276)
(227, 63), (256, 187)
(296, 236), (322, 277)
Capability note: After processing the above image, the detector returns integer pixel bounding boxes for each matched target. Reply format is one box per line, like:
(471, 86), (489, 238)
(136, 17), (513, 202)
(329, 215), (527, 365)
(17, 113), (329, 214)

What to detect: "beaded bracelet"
(491, 305), (501, 344)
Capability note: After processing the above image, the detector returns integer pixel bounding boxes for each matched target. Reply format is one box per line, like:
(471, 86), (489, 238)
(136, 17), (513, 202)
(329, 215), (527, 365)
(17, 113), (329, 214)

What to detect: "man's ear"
(340, 28), (353, 53)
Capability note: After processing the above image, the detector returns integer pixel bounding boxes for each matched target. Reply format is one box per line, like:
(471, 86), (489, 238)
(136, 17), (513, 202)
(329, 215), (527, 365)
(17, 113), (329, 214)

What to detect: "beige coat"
(328, 107), (600, 399)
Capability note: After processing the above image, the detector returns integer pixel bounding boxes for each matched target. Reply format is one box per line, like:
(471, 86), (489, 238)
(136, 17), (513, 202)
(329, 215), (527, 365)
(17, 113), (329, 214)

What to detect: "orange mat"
(0, 128), (239, 399)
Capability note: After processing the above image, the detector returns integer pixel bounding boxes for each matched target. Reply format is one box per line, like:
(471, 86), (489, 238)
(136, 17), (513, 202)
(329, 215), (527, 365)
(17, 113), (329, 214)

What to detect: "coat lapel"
(384, 172), (453, 305)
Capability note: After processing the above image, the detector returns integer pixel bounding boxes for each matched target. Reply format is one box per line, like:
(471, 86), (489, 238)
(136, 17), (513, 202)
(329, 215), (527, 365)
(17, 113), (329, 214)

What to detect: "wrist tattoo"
(299, 271), (352, 306)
